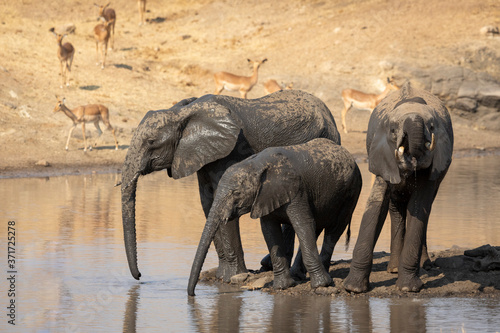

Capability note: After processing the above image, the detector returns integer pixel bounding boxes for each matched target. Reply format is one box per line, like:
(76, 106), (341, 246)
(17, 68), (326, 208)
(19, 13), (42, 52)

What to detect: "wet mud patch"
(199, 246), (500, 298)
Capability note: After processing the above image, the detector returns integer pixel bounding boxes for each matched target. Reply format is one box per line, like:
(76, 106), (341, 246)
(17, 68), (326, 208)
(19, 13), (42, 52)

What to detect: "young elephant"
(188, 138), (362, 296)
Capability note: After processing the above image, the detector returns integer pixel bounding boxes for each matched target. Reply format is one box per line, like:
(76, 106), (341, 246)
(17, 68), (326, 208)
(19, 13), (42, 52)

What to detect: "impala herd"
(49, 2), (400, 152)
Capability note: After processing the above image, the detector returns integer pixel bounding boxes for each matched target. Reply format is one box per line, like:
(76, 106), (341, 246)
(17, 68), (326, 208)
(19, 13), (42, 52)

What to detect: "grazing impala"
(53, 96), (119, 151)
(264, 79), (293, 95)
(50, 28), (75, 88)
(95, 2), (116, 49)
(94, 18), (114, 69)
(138, 0), (147, 25)
(213, 58), (267, 99)
(341, 77), (400, 133)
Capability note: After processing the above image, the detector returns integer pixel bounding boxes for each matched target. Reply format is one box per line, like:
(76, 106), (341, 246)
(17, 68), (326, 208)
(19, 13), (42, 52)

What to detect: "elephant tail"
(344, 221), (351, 251)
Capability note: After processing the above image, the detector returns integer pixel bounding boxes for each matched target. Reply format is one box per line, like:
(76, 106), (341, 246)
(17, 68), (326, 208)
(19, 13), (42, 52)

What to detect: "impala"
(94, 18), (114, 69)
(213, 58), (267, 99)
(95, 2), (116, 49)
(50, 28), (75, 88)
(341, 77), (400, 133)
(264, 79), (293, 95)
(53, 96), (119, 151)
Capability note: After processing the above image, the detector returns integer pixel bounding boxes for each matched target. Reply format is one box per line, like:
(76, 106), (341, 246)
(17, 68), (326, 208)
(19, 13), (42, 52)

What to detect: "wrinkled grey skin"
(344, 83), (454, 293)
(120, 90), (341, 281)
(188, 138), (362, 296)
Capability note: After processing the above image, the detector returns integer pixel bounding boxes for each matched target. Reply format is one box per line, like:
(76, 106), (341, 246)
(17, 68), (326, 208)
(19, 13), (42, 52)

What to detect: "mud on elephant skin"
(344, 82), (454, 293)
(188, 138), (362, 296)
(119, 90), (341, 282)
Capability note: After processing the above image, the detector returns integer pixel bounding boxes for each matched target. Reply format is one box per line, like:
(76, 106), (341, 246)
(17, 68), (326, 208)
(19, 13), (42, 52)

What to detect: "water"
(1, 155), (499, 332)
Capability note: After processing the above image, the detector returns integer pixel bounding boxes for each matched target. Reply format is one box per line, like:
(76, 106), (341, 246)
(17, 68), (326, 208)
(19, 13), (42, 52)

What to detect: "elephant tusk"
(395, 146), (404, 159)
(122, 173), (140, 190)
(425, 133), (435, 151)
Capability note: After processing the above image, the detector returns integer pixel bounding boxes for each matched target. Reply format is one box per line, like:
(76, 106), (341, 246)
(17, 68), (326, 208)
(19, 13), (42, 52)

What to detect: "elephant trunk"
(122, 173), (141, 280)
(403, 114), (425, 158)
(188, 195), (231, 296)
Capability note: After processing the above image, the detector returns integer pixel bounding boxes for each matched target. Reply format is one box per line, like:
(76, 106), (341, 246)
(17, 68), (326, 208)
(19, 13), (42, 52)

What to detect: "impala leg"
(81, 122), (88, 151)
(94, 121), (103, 148)
(96, 42), (100, 66)
(66, 55), (73, 87)
(66, 124), (76, 151)
(341, 102), (352, 134)
(59, 61), (65, 88)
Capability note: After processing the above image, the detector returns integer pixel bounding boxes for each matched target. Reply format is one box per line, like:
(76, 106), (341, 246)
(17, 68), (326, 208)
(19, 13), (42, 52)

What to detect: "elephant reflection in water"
(344, 83), (454, 293)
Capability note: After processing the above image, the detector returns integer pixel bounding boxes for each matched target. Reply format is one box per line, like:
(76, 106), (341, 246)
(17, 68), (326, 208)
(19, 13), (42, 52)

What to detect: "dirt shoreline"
(199, 246), (500, 299)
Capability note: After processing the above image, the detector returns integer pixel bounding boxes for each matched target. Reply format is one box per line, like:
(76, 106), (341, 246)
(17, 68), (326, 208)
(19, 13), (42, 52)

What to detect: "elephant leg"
(288, 200), (331, 288)
(344, 176), (390, 293)
(260, 224), (295, 272)
(420, 240), (432, 270)
(197, 172), (247, 282)
(216, 218), (247, 282)
(387, 199), (407, 273)
(260, 216), (295, 290)
(396, 182), (436, 292)
(290, 225), (322, 281)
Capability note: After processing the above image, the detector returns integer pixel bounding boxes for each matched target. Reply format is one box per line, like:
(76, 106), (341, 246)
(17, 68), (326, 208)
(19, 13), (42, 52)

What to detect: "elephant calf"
(188, 138), (362, 296)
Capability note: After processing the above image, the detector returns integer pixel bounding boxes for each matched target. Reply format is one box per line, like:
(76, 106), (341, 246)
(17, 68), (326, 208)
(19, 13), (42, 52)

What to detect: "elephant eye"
(147, 139), (155, 146)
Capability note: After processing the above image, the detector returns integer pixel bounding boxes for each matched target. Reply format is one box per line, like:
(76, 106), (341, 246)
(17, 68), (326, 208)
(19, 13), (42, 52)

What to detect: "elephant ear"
(171, 101), (241, 179)
(250, 153), (301, 219)
(430, 111), (454, 181)
(368, 120), (401, 184)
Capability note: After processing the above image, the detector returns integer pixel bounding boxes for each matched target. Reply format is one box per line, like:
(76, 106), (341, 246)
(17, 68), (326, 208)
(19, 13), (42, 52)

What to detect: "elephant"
(119, 90), (341, 282)
(343, 82), (454, 293)
(187, 138), (362, 296)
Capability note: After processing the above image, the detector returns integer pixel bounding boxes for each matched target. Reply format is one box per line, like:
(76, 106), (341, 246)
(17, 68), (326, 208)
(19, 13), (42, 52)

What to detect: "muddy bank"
(199, 246), (500, 298)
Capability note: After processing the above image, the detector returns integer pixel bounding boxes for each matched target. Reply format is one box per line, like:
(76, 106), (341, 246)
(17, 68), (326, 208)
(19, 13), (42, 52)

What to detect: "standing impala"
(50, 28), (75, 88)
(95, 2), (116, 49)
(94, 18), (115, 69)
(53, 96), (119, 151)
(213, 58), (267, 99)
(341, 77), (400, 133)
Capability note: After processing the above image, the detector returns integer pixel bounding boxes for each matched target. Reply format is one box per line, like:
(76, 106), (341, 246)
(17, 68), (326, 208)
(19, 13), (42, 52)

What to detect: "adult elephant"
(188, 138), (362, 296)
(120, 90), (341, 281)
(343, 83), (453, 293)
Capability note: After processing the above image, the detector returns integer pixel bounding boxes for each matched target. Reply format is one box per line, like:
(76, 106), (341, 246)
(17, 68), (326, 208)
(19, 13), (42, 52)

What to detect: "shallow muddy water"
(1, 155), (499, 332)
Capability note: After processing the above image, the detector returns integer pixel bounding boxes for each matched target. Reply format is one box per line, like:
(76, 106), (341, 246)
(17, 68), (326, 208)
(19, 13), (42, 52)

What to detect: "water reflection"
(1, 156), (499, 332)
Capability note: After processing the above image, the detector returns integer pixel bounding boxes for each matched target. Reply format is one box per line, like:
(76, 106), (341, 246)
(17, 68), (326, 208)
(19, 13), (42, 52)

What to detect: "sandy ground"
(1, 0), (499, 296)
(1, 0), (500, 178)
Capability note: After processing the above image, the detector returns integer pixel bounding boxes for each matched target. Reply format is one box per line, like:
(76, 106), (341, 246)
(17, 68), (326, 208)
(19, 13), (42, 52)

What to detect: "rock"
(241, 275), (273, 290)
(230, 272), (249, 284)
(35, 160), (50, 167)
(480, 25), (499, 36)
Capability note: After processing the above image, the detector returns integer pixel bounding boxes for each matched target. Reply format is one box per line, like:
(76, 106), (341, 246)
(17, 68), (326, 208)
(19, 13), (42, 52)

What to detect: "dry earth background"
(0, 0), (500, 297)
(1, 0), (500, 177)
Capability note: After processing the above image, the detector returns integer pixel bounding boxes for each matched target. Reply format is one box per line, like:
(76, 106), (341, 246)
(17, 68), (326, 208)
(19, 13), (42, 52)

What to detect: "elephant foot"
(216, 262), (248, 283)
(310, 271), (332, 289)
(387, 258), (399, 273)
(343, 271), (370, 293)
(396, 274), (423, 292)
(273, 273), (296, 290)
(260, 254), (273, 272)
